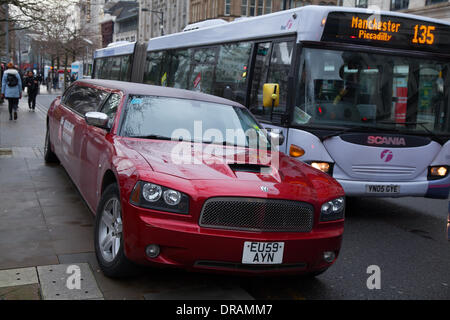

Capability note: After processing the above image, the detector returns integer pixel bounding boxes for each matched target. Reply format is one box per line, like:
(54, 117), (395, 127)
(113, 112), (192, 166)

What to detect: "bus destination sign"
(321, 12), (450, 53)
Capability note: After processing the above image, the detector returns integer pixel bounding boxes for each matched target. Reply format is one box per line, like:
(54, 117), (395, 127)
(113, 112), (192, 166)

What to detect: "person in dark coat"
(0, 63), (4, 104)
(24, 71), (39, 111)
(52, 72), (58, 89)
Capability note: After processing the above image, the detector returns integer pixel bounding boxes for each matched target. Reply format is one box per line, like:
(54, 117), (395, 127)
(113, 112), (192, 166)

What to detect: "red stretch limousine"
(45, 79), (345, 277)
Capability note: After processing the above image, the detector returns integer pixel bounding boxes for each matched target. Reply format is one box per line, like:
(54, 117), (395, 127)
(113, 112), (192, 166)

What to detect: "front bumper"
(122, 203), (344, 275)
(337, 179), (450, 199)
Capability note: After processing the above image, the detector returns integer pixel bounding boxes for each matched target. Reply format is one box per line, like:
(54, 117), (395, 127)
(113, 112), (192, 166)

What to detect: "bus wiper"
(379, 121), (445, 145)
(321, 125), (386, 141)
(128, 134), (174, 141)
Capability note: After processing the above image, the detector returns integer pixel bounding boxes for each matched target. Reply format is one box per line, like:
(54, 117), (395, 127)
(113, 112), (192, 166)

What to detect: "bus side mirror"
(263, 83), (280, 108)
(266, 128), (285, 146)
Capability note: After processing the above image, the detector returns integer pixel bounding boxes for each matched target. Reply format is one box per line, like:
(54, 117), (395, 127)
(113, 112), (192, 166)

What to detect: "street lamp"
(141, 8), (164, 36)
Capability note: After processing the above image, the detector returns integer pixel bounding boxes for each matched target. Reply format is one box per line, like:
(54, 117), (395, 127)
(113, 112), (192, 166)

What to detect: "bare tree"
(0, 0), (48, 35)
(34, 0), (96, 88)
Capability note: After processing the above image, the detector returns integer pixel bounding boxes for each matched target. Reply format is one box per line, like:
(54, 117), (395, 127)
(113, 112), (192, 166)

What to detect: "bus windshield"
(294, 48), (450, 136)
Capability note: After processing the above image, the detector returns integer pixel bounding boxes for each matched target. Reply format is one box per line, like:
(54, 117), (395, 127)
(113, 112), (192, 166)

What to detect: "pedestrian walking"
(0, 63), (5, 104)
(1, 62), (22, 120)
(52, 73), (58, 90)
(37, 72), (43, 94)
(24, 71), (39, 111)
(46, 75), (51, 93)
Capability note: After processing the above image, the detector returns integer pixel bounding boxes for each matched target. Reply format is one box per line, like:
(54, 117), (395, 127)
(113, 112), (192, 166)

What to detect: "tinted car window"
(100, 93), (121, 127)
(65, 85), (108, 115)
(61, 85), (75, 105)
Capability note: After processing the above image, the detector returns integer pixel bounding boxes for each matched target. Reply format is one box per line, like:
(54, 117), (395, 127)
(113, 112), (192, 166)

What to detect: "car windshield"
(121, 95), (270, 148)
(294, 48), (450, 136)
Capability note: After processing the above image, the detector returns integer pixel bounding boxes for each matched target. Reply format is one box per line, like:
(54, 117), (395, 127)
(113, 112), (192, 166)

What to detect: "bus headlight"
(428, 166), (449, 180)
(320, 197), (345, 221)
(309, 161), (334, 175)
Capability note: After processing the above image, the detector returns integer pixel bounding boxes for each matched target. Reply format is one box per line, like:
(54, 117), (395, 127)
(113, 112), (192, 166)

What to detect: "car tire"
(94, 183), (135, 278)
(44, 125), (59, 163)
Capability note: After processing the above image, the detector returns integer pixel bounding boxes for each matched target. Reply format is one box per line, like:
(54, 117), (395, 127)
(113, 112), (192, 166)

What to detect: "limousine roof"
(76, 79), (243, 108)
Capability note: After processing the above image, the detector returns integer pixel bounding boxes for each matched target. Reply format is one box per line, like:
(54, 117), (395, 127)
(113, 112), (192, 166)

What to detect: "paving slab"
(143, 284), (254, 300)
(57, 252), (145, 300)
(0, 283), (41, 300)
(37, 263), (103, 300)
(0, 206), (45, 231)
(0, 267), (39, 288)
(0, 242), (58, 270)
(51, 238), (95, 255)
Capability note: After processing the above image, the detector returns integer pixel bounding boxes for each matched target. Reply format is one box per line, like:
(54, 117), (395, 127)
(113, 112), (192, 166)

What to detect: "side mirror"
(263, 83), (280, 108)
(85, 112), (110, 129)
(266, 128), (285, 146)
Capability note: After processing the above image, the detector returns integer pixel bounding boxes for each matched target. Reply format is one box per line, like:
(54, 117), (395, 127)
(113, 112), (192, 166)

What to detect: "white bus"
(93, 6), (450, 199)
(93, 41), (147, 82)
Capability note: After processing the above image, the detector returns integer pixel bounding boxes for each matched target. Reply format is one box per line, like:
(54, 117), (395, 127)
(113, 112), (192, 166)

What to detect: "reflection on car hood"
(121, 139), (314, 184)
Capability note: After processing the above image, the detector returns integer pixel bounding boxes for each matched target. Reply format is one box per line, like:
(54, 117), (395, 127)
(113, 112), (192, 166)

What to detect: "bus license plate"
(365, 184), (400, 194)
(242, 242), (284, 264)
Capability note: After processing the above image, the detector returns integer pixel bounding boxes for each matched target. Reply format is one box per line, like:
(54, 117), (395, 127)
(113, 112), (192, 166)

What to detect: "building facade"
(138, 0), (190, 41)
(190, 0), (281, 23)
(189, 0), (338, 24)
(343, 0), (450, 22)
(78, 0), (107, 48)
(112, 1), (139, 42)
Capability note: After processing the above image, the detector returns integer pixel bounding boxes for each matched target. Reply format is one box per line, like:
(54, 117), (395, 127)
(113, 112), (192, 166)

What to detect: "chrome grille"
(199, 197), (314, 232)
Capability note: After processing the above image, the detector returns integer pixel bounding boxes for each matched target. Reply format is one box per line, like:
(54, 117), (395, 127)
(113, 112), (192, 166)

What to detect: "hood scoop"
(228, 163), (271, 173)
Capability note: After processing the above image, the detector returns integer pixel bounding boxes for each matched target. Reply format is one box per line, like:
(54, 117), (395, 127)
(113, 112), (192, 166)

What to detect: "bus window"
(189, 47), (218, 94)
(144, 51), (164, 85)
(249, 42), (271, 115)
(100, 58), (113, 79)
(94, 59), (104, 79)
(249, 40), (294, 122)
(172, 49), (192, 89)
(266, 41), (294, 112)
(293, 48), (450, 134)
(110, 56), (121, 81)
(215, 42), (252, 105)
(120, 55), (131, 81)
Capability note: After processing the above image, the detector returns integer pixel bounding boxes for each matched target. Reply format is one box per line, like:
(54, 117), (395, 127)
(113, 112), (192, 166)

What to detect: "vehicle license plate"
(242, 241), (284, 264)
(365, 184), (400, 194)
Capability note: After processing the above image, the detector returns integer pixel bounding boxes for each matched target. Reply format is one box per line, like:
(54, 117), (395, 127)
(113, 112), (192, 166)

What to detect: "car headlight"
(320, 197), (345, 221)
(130, 181), (189, 214)
(142, 183), (162, 202)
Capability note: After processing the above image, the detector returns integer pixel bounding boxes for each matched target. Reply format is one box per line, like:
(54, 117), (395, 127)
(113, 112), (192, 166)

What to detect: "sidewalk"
(0, 97), (101, 299)
(0, 97), (254, 300)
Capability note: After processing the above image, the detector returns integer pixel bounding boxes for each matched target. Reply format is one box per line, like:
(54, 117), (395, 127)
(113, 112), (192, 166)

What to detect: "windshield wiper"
(321, 125), (392, 141)
(128, 134), (173, 141)
(379, 121), (445, 145)
(202, 140), (250, 148)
